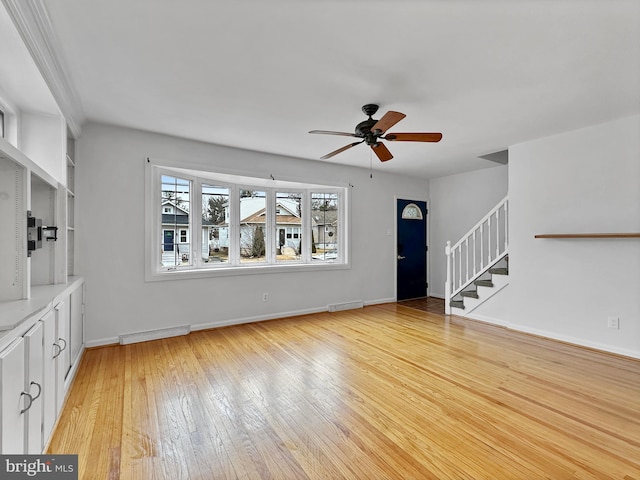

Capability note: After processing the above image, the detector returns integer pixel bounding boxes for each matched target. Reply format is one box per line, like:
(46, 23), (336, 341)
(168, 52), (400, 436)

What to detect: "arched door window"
(401, 203), (423, 220)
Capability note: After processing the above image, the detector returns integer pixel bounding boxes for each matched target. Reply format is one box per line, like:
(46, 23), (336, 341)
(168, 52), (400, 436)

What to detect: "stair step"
(489, 267), (509, 275)
(474, 279), (494, 287)
(460, 290), (479, 299)
(450, 300), (465, 309)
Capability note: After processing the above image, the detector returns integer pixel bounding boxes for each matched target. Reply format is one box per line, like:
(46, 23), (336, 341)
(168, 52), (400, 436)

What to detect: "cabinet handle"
(20, 392), (34, 414)
(53, 338), (67, 358)
(29, 381), (42, 402)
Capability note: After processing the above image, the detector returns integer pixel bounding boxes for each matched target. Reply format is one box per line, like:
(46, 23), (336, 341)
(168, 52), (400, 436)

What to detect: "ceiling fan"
(309, 104), (442, 162)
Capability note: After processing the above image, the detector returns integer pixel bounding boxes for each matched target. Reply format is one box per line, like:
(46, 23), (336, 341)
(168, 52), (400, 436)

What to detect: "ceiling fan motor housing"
(355, 118), (378, 136)
(357, 104), (383, 144)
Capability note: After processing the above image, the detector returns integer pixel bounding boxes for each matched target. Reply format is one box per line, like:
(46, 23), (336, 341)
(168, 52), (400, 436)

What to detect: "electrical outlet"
(607, 316), (620, 329)
(262, 292), (269, 302)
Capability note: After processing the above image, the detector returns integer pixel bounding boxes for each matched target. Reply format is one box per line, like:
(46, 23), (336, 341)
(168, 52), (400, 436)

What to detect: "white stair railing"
(445, 196), (508, 314)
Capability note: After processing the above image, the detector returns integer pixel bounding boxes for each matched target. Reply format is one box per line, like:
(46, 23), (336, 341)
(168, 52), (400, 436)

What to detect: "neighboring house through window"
(146, 162), (348, 280)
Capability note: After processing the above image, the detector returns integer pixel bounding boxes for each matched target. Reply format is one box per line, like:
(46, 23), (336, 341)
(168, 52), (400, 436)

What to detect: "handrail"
(445, 196), (509, 314)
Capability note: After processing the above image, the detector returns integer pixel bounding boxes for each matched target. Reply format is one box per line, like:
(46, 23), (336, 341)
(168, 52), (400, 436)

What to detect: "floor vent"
(328, 301), (364, 312)
(119, 324), (191, 345)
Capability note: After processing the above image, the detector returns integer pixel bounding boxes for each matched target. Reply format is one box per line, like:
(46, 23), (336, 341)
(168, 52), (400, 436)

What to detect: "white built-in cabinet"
(54, 299), (70, 415)
(0, 336), (26, 453)
(0, 279), (84, 454)
(24, 320), (44, 454)
(41, 309), (57, 446)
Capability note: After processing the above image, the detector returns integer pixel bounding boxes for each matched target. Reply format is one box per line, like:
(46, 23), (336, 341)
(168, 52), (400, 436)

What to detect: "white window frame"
(275, 191), (304, 264)
(145, 160), (350, 281)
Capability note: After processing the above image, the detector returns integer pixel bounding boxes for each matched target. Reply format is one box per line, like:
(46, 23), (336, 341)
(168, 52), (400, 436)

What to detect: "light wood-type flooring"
(48, 301), (640, 479)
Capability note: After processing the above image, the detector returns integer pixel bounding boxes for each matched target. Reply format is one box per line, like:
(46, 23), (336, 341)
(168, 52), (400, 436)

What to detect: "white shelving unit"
(66, 134), (76, 276)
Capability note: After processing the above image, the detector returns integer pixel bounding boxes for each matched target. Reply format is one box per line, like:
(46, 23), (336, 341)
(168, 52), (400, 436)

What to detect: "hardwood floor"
(48, 304), (640, 479)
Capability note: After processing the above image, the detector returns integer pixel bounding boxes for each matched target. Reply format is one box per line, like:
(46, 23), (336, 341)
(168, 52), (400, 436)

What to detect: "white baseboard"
(508, 324), (640, 360)
(366, 297), (395, 306)
(119, 324), (191, 345)
(191, 306), (328, 332)
(465, 312), (509, 327)
(86, 298), (399, 348)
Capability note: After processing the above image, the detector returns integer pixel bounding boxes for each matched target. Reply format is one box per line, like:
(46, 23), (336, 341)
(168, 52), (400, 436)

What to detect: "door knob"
(397, 255), (406, 260)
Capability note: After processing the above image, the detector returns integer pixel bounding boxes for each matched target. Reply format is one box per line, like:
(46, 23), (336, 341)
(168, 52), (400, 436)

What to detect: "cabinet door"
(0, 337), (26, 454)
(54, 299), (70, 414)
(69, 284), (84, 367)
(24, 321), (44, 454)
(42, 309), (57, 445)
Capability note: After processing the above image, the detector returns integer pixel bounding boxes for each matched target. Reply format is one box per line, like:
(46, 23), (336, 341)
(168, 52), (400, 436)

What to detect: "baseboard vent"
(119, 324), (191, 345)
(328, 301), (364, 312)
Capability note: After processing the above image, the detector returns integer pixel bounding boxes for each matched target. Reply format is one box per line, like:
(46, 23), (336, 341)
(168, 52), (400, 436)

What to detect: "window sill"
(145, 261), (350, 282)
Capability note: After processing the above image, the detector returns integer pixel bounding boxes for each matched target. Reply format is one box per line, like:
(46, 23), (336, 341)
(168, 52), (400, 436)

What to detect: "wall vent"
(119, 324), (191, 345)
(328, 301), (364, 312)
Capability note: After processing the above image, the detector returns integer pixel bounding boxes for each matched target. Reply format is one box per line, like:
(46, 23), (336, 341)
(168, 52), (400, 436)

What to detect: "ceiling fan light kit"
(309, 104), (442, 162)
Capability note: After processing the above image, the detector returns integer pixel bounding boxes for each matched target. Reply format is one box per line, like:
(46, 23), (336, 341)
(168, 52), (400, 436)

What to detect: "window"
(401, 203), (423, 220)
(146, 163), (348, 280)
(202, 183), (230, 264)
(312, 192), (339, 261)
(161, 175), (190, 267)
(276, 191), (302, 263)
(240, 189), (267, 264)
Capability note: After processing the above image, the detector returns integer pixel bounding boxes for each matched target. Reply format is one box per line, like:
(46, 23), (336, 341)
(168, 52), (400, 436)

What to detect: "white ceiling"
(34, 0), (640, 178)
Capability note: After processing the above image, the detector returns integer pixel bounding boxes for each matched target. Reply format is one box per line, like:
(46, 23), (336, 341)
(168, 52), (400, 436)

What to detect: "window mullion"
(229, 185), (239, 265)
(193, 178), (202, 268)
(301, 191), (311, 262)
(268, 189), (278, 264)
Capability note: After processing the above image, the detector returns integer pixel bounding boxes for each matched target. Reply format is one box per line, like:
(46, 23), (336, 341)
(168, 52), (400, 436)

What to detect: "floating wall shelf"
(534, 233), (640, 239)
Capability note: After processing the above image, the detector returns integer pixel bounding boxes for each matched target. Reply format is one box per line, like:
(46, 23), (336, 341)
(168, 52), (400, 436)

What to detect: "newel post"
(444, 241), (452, 315)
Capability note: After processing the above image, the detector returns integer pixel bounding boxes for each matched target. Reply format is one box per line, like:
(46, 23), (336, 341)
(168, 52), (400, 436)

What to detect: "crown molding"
(2, 0), (84, 137)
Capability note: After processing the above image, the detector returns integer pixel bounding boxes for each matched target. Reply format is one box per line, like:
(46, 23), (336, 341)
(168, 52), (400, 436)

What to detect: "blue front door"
(396, 199), (427, 301)
(163, 230), (175, 252)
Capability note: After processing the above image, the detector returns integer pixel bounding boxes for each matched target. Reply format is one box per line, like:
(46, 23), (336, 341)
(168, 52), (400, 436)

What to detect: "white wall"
(509, 115), (640, 358)
(428, 165), (508, 298)
(76, 123), (429, 345)
(19, 112), (67, 186)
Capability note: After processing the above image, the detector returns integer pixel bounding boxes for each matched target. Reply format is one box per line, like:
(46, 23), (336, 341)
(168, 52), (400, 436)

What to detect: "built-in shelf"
(535, 233), (640, 239)
(66, 135), (76, 276)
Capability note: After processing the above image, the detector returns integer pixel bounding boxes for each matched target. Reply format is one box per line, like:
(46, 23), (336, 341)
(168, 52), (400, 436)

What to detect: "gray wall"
(76, 123), (429, 345)
(428, 165), (508, 298)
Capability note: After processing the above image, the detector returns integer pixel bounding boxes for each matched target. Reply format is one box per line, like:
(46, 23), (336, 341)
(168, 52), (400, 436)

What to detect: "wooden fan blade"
(371, 142), (393, 162)
(384, 132), (443, 142)
(309, 130), (359, 137)
(320, 141), (363, 159)
(370, 111), (406, 134)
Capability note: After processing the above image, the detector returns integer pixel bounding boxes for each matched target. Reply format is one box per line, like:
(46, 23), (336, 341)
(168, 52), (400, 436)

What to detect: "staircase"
(445, 196), (508, 315)
(449, 255), (508, 315)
